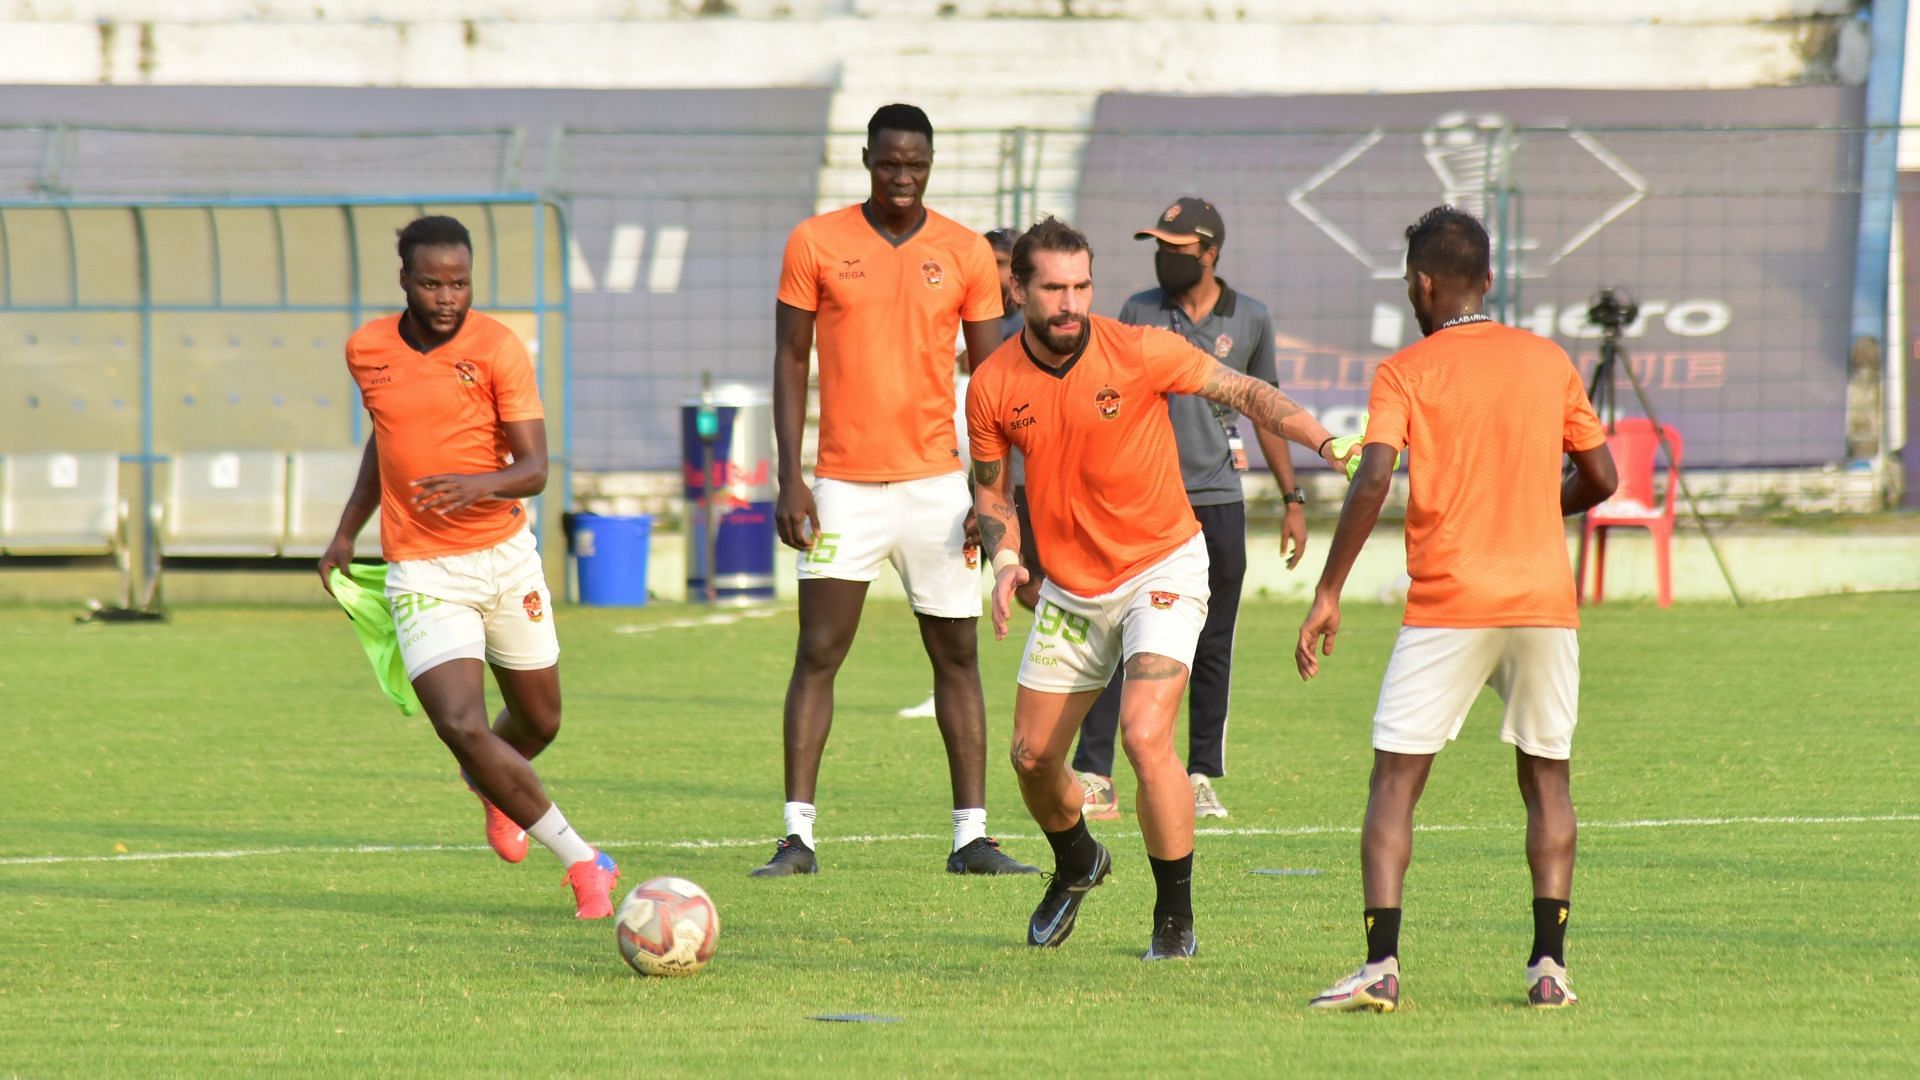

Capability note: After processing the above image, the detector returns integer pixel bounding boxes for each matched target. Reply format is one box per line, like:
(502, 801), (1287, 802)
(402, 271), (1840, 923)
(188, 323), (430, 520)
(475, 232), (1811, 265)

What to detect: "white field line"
(611, 607), (784, 635)
(1, 814), (1914, 869)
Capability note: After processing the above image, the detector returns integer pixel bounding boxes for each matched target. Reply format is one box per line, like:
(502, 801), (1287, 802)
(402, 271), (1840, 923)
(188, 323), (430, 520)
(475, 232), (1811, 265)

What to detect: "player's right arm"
(1559, 362), (1618, 515)
(772, 300), (820, 550)
(972, 455), (1025, 641)
(966, 375), (1025, 640)
(317, 433), (380, 595)
(1196, 362), (1342, 468)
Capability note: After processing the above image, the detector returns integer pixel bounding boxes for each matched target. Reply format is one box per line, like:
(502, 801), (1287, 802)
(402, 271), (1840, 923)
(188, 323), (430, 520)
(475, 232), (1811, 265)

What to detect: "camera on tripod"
(1586, 287), (1639, 334)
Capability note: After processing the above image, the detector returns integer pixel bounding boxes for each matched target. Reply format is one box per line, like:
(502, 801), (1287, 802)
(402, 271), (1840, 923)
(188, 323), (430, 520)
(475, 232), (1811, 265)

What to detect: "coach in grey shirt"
(1071, 197), (1307, 822)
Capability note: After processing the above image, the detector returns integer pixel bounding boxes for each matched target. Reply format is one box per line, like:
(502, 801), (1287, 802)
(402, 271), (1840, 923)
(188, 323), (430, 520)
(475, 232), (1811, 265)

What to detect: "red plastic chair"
(1576, 418), (1682, 608)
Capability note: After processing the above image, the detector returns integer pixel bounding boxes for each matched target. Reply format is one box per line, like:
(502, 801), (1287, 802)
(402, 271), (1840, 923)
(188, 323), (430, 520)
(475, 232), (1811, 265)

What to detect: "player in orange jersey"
(968, 218), (1347, 959)
(756, 104), (1037, 878)
(318, 215), (618, 919)
(1299, 207), (1617, 1012)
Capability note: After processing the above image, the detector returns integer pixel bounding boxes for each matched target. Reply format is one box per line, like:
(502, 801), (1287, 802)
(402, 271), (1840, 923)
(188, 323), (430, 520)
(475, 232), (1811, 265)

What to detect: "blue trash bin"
(574, 513), (652, 606)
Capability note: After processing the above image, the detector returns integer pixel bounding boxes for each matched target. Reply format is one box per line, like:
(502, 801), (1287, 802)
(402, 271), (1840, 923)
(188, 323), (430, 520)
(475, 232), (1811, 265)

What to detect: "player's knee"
(1119, 724), (1176, 769)
(1008, 737), (1057, 778)
(927, 632), (977, 672)
(792, 628), (852, 676)
(429, 710), (492, 756)
(521, 707), (562, 744)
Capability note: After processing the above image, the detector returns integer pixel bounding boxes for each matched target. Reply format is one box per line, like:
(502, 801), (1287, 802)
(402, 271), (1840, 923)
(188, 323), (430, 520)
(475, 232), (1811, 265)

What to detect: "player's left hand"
(990, 564), (1030, 641)
(1281, 504), (1307, 571)
(1296, 587), (1341, 680)
(410, 473), (496, 515)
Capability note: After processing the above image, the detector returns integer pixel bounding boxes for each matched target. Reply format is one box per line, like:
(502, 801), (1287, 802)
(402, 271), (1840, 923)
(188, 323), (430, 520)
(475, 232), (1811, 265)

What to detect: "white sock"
(783, 801), (817, 850)
(952, 807), (987, 851)
(527, 803), (596, 868)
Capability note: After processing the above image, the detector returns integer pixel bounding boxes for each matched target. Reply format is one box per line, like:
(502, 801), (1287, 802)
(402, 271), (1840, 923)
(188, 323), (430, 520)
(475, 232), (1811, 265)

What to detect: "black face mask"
(1154, 250), (1204, 295)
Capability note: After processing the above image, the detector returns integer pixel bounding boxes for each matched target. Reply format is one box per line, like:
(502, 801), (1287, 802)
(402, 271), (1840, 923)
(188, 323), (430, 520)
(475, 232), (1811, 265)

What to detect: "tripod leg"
(1609, 332), (1745, 608)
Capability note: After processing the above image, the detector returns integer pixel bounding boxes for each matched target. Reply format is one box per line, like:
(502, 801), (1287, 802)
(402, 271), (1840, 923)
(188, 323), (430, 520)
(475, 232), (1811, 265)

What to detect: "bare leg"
(413, 658), (551, 828)
(490, 662), (561, 760)
(780, 578), (869, 803)
(1515, 751), (1576, 899)
(917, 613), (987, 809)
(1361, 750), (1436, 908)
(1009, 685), (1103, 831)
(1116, 653), (1194, 860)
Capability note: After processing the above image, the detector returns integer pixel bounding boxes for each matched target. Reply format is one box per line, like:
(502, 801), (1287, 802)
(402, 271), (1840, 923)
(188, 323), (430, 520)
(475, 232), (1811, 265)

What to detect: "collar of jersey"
(1158, 278), (1238, 320)
(859, 200), (928, 248)
(393, 311), (473, 356)
(1020, 323), (1090, 380)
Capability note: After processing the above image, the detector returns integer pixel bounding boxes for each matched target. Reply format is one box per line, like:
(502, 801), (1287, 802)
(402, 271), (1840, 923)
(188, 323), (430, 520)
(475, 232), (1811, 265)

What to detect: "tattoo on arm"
(1123, 653), (1189, 681)
(978, 509), (1008, 556)
(973, 459), (1002, 486)
(1199, 364), (1304, 436)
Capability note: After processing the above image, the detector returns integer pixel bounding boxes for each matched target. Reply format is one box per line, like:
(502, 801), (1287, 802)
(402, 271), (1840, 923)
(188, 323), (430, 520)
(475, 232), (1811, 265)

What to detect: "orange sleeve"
(957, 233), (1003, 324)
(1563, 363), (1608, 452)
(1365, 362), (1411, 453)
(491, 332), (545, 423)
(1139, 326), (1216, 395)
(965, 368), (1008, 465)
(775, 223), (820, 312)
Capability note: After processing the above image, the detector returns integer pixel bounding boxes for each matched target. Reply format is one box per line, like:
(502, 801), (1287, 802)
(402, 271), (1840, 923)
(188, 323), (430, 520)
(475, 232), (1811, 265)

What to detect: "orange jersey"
(1365, 319), (1607, 629)
(968, 316), (1216, 597)
(777, 204), (1002, 482)
(346, 311), (544, 562)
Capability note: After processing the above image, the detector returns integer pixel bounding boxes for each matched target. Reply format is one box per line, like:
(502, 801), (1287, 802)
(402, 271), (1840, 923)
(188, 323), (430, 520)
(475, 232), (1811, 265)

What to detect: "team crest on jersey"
(1149, 591), (1179, 610)
(1213, 334), (1233, 358)
(921, 259), (944, 289)
(1095, 386), (1121, 420)
(453, 360), (479, 388)
(522, 590), (545, 622)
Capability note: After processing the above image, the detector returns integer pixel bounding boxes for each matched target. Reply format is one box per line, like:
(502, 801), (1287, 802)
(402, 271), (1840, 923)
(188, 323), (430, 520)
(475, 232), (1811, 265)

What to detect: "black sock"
(1364, 907), (1401, 964)
(1530, 898), (1569, 966)
(1148, 852), (1194, 925)
(1042, 816), (1097, 880)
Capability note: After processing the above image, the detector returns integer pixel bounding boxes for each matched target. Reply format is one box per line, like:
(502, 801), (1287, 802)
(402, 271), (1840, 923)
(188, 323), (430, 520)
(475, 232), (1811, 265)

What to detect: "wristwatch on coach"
(1282, 489), (1307, 506)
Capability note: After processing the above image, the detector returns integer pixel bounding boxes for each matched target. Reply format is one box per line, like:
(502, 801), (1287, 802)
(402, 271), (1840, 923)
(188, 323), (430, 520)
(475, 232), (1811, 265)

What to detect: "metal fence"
(0, 116), (1906, 481)
(0, 193), (569, 593)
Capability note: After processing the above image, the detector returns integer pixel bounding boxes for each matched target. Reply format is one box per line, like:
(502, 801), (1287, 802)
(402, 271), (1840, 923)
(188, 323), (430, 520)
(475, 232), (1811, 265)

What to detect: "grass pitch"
(1, 592), (1915, 1076)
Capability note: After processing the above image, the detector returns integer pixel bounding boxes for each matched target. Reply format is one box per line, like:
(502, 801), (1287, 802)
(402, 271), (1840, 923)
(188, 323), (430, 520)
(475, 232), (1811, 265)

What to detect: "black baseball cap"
(1135, 197), (1225, 248)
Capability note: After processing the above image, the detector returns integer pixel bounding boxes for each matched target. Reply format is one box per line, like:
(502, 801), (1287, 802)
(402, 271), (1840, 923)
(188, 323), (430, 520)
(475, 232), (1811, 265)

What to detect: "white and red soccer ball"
(615, 876), (719, 977)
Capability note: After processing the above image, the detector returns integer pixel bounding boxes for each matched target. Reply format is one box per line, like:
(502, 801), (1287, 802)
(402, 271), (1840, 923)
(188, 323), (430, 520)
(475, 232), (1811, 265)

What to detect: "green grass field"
(1, 593), (1916, 1076)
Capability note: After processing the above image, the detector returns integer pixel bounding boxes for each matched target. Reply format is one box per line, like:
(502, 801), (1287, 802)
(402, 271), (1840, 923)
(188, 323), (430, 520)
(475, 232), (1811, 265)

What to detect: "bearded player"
(968, 218), (1347, 958)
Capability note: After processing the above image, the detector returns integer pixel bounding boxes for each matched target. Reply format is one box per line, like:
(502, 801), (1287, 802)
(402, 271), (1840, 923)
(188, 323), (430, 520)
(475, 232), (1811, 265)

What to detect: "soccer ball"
(615, 876), (719, 977)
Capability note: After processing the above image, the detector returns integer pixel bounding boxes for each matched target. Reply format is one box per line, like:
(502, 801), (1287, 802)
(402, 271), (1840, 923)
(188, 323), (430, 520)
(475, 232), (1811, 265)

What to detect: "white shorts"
(1371, 626), (1580, 760)
(798, 472), (983, 619)
(386, 527), (561, 680)
(1017, 533), (1210, 694)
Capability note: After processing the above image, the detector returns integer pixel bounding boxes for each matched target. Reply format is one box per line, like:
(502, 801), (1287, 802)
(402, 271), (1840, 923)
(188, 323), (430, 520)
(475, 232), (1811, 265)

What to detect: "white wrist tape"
(991, 549), (1022, 575)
